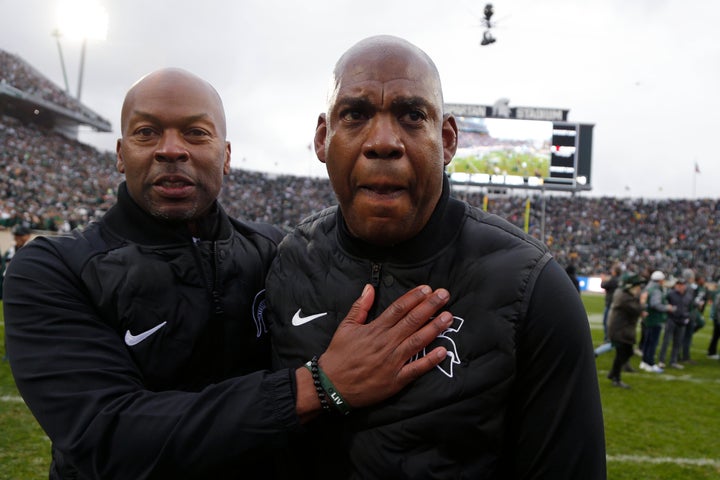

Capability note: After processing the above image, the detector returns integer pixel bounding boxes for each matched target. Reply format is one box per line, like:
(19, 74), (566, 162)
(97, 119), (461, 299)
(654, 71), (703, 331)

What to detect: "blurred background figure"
(681, 269), (705, 364)
(707, 284), (720, 360)
(595, 263), (623, 357)
(1, 224), (33, 300)
(2, 223), (32, 361)
(658, 276), (690, 369)
(565, 264), (580, 293)
(640, 271), (673, 373)
(607, 272), (647, 388)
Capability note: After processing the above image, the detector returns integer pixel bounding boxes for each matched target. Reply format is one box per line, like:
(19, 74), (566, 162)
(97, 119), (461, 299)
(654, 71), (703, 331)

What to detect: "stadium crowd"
(0, 50), (100, 118)
(2, 111), (719, 282)
(2, 44), (719, 282)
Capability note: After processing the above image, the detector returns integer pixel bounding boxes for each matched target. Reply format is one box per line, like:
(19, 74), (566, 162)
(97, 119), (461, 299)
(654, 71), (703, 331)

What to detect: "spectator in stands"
(2, 49), (720, 285)
(640, 270), (674, 373)
(0, 50), (98, 117)
(607, 272), (647, 388)
(268, 35), (605, 479)
(3, 67), (454, 479)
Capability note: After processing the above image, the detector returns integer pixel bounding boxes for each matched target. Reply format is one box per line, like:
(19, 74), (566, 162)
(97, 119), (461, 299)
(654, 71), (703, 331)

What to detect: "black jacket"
(268, 179), (606, 479)
(667, 287), (691, 326)
(608, 287), (645, 345)
(4, 183), (298, 479)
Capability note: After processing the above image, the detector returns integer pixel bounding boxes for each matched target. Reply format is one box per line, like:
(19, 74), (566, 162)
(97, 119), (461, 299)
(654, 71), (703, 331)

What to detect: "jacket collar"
(337, 175), (465, 264)
(101, 182), (231, 244)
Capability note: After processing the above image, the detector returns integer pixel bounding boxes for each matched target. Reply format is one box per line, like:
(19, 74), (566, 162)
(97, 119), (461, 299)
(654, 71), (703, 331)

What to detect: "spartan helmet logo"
(492, 98), (511, 118)
(252, 289), (268, 338)
(411, 316), (464, 378)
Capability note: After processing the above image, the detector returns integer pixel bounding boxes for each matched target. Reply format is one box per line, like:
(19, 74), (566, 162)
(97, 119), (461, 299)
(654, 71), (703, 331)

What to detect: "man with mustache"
(3, 68), (453, 479)
(269, 35), (606, 479)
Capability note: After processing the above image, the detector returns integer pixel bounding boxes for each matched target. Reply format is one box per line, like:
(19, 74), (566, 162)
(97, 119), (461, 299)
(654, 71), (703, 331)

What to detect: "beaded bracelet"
(304, 356), (352, 416)
(305, 356), (331, 412)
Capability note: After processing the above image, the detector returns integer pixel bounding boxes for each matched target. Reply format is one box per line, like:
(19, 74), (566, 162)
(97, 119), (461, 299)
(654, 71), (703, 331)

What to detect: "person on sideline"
(594, 262), (623, 357)
(680, 269), (705, 363)
(0, 223), (32, 300)
(268, 35), (606, 479)
(607, 272), (647, 388)
(707, 285), (720, 359)
(601, 263), (623, 341)
(3, 68), (454, 480)
(640, 270), (674, 373)
(1, 224), (33, 361)
(657, 276), (690, 369)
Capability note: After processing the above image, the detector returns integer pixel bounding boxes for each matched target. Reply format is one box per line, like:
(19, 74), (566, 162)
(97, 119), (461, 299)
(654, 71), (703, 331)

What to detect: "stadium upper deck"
(1, 51), (718, 282)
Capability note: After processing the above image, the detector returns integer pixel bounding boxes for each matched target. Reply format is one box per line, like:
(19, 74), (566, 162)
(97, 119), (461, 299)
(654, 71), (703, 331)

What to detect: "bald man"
(268, 36), (606, 479)
(3, 68), (453, 480)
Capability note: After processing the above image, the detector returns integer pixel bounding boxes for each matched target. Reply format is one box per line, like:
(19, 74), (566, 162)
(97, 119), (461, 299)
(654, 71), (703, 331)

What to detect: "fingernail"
(436, 348), (448, 359)
(362, 284), (372, 298)
(436, 289), (449, 301)
(420, 285), (431, 295)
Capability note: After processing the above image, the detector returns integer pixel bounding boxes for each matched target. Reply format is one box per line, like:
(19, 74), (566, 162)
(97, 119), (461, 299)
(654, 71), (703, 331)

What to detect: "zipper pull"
(371, 262), (381, 288)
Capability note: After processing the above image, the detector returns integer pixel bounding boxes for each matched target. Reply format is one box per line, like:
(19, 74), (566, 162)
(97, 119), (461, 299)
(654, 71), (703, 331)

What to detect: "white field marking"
(608, 454), (720, 467)
(1, 395), (24, 403)
(587, 314), (605, 331)
(598, 368), (720, 384)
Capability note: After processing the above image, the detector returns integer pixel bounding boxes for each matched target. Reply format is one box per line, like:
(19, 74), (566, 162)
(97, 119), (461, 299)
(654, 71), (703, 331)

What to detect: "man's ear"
(116, 139), (125, 173)
(223, 141), (231, 175)
(442, 114), (458, 166)
(314, 113), (328, 163)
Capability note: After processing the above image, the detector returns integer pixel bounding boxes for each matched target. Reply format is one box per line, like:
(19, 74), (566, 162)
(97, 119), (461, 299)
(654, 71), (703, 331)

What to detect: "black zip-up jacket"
(667, 287), (691, 326)
(3, 183), (298, 479)
(268, 178), (606, 479)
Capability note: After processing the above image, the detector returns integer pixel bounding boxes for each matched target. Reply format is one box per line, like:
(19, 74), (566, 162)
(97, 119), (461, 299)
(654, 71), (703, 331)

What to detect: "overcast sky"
(1, 0), (718, 199)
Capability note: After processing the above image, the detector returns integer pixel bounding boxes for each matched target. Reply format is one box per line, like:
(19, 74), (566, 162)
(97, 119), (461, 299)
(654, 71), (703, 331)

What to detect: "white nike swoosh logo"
(291, 309), (328, 326)
(124, 321), (167, 346)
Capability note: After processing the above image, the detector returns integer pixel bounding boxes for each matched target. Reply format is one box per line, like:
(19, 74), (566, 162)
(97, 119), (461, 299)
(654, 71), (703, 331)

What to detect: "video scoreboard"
(445, 102), (593, 192)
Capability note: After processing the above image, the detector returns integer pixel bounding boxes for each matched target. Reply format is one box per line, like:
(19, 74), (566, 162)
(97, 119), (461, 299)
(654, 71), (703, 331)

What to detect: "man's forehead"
(121, 73), (226, 133)
(331, 75), (440, 112)
(338, 52), (429, 82)
(332, 47), (440, 104)
(335, 77), (431, 99)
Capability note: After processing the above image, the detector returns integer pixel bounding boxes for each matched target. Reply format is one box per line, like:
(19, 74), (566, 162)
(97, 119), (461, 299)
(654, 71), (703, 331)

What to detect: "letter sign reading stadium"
(444, 101), (594, 192)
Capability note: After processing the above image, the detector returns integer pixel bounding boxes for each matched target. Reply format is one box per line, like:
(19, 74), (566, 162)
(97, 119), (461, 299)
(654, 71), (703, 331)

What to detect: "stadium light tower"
(55, 0), (108, 101)
(51, 29), (71, 94)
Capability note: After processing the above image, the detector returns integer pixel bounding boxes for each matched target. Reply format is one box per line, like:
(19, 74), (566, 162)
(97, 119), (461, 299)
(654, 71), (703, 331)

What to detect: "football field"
(1, 296), (719, 479)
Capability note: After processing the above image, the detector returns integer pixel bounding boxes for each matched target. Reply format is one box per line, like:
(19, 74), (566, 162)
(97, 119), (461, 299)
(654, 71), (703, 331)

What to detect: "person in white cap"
(640, 271), (675, 372)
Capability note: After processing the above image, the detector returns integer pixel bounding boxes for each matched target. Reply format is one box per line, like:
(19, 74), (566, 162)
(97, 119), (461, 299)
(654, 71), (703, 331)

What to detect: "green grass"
(0, 303), (50, 479)
(2, 296), (719, 479)
(584, 292), (720, 479)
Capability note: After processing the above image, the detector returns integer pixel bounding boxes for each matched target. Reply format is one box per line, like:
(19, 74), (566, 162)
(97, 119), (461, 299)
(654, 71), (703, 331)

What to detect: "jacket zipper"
(210, 241), (224, 316)
(371, 262), (382, 288)
(191, 239), (224, 316)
